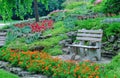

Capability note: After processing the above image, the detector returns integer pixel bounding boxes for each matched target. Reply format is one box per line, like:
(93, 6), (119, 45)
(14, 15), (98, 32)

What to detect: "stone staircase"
(0, 30), (7, 47)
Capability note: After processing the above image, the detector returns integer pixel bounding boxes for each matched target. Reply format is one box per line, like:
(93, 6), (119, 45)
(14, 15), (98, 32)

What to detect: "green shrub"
(102, 0), (120, 14)
(47, 45), (63, 55)
(105, 23), (120, 37)
(64, 2), (85, 9)
(63, 16), (77, 30)
(44, 21), (68, 36)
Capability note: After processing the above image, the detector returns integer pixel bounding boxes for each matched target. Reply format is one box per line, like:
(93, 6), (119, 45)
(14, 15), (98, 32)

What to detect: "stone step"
(0, 41), (5, 46)
(0, 32), (7, 35)
(0, 38), (6, 41)
(0, 31), (7, 47)
(0, 36), (6, 38)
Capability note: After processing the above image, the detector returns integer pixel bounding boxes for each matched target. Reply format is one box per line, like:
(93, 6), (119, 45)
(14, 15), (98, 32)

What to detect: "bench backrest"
(76, 29), (103, 42)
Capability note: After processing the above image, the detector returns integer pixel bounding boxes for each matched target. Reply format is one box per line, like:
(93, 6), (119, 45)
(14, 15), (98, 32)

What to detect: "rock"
(62, 48), (70, 54)
(18, 71), (30, 77)
(102, 18), (120, 23)
(59, 40), (66, 47)
(0, 61), (9, 69)
(65, 39), (72, 44)
(22, 74), (48, 78)
(10, 67), (22, 74)
(0, 61), (49, 78)
(40, 34), (52, 39)
(108, 35), (116, 43)
(66, 31), (77, 37)
(64, 43), (70, 47)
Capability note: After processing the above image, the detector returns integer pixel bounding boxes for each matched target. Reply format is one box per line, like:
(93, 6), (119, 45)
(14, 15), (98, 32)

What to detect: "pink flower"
(94, 0), (102, 5)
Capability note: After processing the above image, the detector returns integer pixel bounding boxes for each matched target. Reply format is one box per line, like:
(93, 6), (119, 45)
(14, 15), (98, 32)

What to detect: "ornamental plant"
(0, 48), (117, 78)
(14, 19), (54, 32)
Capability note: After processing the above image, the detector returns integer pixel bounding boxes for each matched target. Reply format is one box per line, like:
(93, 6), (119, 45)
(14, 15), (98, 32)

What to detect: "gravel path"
(53, 54), (112, 64)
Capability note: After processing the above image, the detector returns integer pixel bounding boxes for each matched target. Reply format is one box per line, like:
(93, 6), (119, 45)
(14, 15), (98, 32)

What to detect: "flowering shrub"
(14, 19), (54, 32)
(0, 48), (112, 78)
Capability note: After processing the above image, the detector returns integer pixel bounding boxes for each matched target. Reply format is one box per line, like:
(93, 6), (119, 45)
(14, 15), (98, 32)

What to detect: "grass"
(0, 69), (19, 78)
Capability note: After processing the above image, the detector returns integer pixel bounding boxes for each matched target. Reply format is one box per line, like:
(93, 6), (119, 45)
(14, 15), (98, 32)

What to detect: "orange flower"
(18, 61), (23, 65)
(89, 76), (93, 78)
(45, 66), (49, 70)
(95, 66), (99, 71)
(74, 73), (76, 77)
(96, 76), (99, 78)
(78, 75), (81, 78)
(85, 66), (90, 71)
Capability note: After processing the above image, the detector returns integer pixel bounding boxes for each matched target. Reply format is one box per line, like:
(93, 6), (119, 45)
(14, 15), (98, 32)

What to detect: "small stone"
(10, 67), (22, 74)
(18, 71), (30, 77)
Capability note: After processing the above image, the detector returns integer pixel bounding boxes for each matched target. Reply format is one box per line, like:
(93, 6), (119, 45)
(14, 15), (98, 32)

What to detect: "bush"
(102, 0), (120, 14)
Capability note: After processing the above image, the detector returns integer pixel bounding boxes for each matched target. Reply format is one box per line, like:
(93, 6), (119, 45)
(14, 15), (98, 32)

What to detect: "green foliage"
(75, 18), (102, 29)
(7, 40), (28, 51)
(63, 16), (77, 30)
(51, 12), (66, 22)
(6, 25), (41, 44)
(105, 23), (120, 37)
(102, 0), (120, 14)
(103, 53), (120, 77)
(62, 1), (92, 15)
(0, 69), (19, 78)
(47, 45), (63, 55)
(92, 0), (107, 13)
(63, 2), (86, 9)
(21, 26), (31, 34)
(6, 26), (31, 43)
(0, 0), (49, 20)
(44, 21), (68, 36)
(92, 0), (120, 14)
(25, 32), (41, 44)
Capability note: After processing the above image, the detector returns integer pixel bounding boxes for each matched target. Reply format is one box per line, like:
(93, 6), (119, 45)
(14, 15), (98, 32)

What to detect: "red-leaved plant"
(14, 19), (54, 32)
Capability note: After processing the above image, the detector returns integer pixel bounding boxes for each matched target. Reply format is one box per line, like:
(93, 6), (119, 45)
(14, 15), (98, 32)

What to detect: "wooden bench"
(0, 30), (7, 47)
(69, 29), (103, 61)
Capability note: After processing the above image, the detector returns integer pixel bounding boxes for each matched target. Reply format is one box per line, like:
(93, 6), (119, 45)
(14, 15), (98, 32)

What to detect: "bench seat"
(70, 44), (99, 49)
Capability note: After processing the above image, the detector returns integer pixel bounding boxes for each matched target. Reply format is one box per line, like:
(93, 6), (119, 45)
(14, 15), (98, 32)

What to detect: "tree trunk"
(34, 0), (39, 22)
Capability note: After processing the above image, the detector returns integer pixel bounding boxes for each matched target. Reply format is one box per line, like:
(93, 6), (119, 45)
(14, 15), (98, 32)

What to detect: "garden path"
(53, 54), (111, 64)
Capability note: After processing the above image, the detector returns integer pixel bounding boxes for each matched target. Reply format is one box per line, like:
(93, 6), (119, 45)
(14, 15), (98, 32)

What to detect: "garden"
(0, 0), (120, 78)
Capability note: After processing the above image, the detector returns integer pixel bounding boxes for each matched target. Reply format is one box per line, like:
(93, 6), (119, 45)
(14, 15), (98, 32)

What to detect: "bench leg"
(96, 49), (101, 61)
(88, 49), (101, 61)
(79, 48), (86, 57)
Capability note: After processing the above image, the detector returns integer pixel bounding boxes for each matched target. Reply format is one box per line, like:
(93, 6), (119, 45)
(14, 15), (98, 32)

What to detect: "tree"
(0, 0), (48, 22)
(34, 0), (39, 22)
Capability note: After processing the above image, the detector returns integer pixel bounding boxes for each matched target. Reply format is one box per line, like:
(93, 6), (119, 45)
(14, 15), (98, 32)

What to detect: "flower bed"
(0, 48), (107, 78)
(14, 19), (54, 32)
